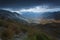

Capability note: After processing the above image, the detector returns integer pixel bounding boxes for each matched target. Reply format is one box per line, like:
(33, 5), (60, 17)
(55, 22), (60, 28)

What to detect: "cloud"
(20, 6), (60, 13)
(1, 8), (21, 13)
(2, 6), (60, 13)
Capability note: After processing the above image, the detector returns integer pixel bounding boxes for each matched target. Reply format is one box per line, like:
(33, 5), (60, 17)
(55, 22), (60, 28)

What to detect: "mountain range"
(0, 9), (60, 40)
(21, 11), (60, 20)
(0, 9), (60, 24)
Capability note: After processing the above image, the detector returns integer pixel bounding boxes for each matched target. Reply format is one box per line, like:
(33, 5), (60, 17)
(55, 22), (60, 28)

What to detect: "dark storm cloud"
(0, 0), (60, 9)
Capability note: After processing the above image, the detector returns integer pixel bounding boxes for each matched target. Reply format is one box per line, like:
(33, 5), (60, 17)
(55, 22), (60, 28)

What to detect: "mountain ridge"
(0, 10), (29, 24)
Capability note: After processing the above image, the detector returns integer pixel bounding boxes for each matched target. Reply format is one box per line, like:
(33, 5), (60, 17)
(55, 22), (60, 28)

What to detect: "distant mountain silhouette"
(41, 11), (60, 20)
(21, 11), (60, 20)
(21, 12), (42, 19)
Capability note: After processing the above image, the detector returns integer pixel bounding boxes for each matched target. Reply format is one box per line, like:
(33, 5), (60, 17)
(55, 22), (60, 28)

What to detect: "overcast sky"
(0, 0), (60, 9)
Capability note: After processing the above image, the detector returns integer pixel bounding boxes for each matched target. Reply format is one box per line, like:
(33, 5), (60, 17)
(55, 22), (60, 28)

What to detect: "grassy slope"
(0, 19), (53, 40)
